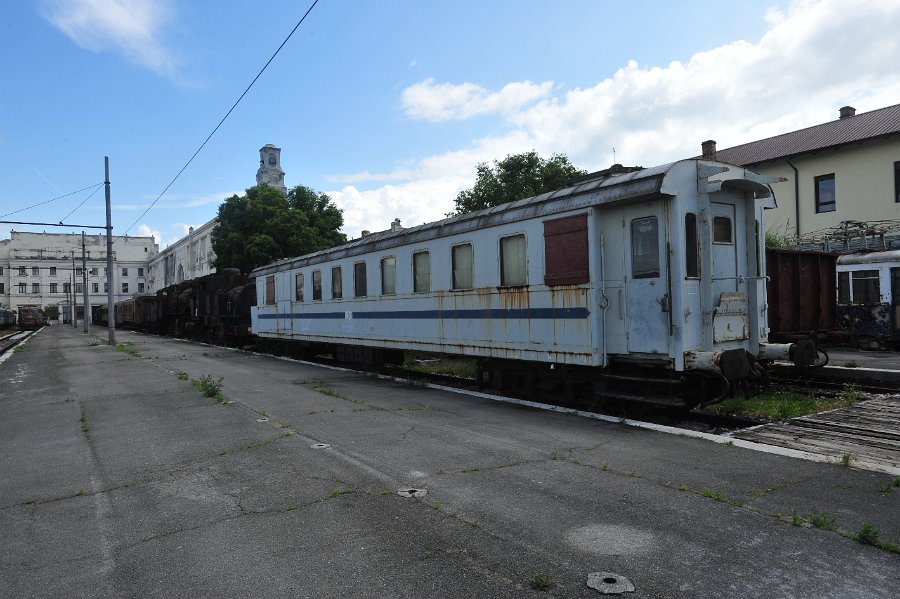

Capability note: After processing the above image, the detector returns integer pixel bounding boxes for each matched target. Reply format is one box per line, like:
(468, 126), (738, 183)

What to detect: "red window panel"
(544, 214), (589, 286)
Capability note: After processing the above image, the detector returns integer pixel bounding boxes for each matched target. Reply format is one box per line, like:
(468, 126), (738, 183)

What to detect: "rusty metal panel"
(544, 214), (589, 286)
(765, 249), (837, 335)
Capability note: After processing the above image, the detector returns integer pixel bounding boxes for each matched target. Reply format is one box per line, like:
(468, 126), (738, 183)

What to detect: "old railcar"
(836, 250), (900, 348)
(18, 305), (44, 330)
(252, 159), (811, 408)
(0, 308), (16, 329)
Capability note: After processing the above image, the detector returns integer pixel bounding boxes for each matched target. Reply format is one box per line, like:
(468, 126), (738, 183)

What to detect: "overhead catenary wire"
(59, 183), (104, 224)
(121, 0), (321, 237)
(0, 182), (104, 219)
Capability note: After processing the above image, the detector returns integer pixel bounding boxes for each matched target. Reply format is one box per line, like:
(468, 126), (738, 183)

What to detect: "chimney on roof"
(390, 218), (402, 232)
(839, 106), (856, 119)
(701, 140), (717, 160)
(361, 230), (371, 237)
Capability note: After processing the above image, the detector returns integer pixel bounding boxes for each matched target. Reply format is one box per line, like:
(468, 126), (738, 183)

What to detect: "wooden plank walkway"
(733, 396), (900, 472)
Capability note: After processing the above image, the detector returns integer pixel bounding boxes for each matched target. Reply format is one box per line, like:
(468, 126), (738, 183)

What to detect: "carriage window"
(452, 243), (473, 290)
(312, 270), (322, 300)
(685, 213), (699, 278)
(837, 272), (850, 304)
(851, 270), (880, 304)
(354, 262), (367, 297)
(544, 214), (588, 286)
(413, 251), (431, 293)
(381, 257), (396, 295)
(631, 217), (659, 278)
(295, 273), (304, 302)
(265, 275), (275, 305)
(331, 266), (342, 299)
(713, 216), (732, 244)
(500, 234), (527, 286)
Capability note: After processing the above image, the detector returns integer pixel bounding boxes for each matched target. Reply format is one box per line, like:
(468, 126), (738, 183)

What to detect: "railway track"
(0, 330), (36, 356)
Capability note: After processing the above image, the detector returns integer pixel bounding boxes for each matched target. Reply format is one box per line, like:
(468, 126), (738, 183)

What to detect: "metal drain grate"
(587, 572), (634, 594)
(309, 443), (331, 449)
(256, 418), (270, 423)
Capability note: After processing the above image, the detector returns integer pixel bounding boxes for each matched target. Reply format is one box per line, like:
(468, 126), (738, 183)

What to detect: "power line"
(122, 0), (321, 236)
(60, 184), (104, 224)
(0, 182), (104, 219)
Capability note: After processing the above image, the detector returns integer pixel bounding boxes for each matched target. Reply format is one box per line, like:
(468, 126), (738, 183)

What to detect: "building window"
(50, 267), (57, 276)
(138, 267), (144, 277)
(0, 283), (4, 294)
(0, 267), (3, 275)
(685, 213), (700, 278)
(32, 283), (40, 294)
(413, 251), (431, 293)
(138, 283), (144, 293)
(18, 283), (27, 293)
(354, 262), (367, 297)
(50, 283), (58, 294)
(76, 268), (83, 276)
(93, 283), (100, 293)
(500, 234), (527, 286)
(76, 283), (84, 293)
(815, 173), (836, 213)
(122, 267), (128, 277)
(90, 268), (98, 276)
(32, 267), (40, 276)
(104, 283), (108, 293)
(380, 257), (396, 295)
(64, 282), (71, 294)
(18, 267), (26, 276)
(295, 273), (304, 301)
(631, 217), (660, 278)
(451, 243), (473, 290)
(121, 283), (128, 293)
(895, 161), (900, 203)
(312, 270), (322, 300)
(331, 267), (342, 299)
(265, 275), (275, 305)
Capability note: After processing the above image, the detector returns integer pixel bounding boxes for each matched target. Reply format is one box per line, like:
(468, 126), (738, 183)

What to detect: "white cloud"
(402, 78), (554, 122)
(331, 0), (900, 235)
(136, 223), (161, 244)
(40, 0), (181, 79)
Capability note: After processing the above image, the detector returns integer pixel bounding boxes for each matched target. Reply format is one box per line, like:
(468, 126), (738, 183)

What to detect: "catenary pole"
(82, 231), (90, 334)
(105, 157), (115, 344)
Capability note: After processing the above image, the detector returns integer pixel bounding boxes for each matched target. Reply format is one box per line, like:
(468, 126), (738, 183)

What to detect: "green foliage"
(808, 510), (836, 530)
(701, 389), (859, 421)
(451, 150), (586, 215)
(42, 305), (60, 319)
(855, 523), (879, 545)
(192, 374), (223, 398)
(211, 184), (346, 274)
(526, 574), (554, 591)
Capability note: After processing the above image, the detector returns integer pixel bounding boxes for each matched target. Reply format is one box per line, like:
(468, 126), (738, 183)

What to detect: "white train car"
(252, 159), (808, 407)
(836, 250), (900, 346)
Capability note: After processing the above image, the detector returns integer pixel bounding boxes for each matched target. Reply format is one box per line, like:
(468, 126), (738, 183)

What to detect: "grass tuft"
(526, 573), (554, 591)
(192, 374), (223, 398)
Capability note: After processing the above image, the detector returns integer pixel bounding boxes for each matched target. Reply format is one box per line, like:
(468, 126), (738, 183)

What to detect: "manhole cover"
(397, 488), (427, 498)
(587, 572), (634, 594)
(256, 418), (270, 423)
(309, 443), (331, 449)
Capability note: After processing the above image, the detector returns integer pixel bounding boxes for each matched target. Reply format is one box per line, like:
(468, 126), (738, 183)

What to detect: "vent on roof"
(839, 106), (856, 119)
(390, 218), (402, 232)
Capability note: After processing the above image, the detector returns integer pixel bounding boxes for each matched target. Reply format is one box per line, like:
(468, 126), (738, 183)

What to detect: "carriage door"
(710, 202), (738, 299)
(624, 204), (670, 354)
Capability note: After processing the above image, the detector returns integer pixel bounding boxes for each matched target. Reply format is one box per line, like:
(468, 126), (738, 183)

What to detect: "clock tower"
(256, 144), (287, 195)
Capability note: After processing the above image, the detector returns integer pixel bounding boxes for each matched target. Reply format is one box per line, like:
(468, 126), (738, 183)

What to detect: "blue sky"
(2, 0), (899, 249)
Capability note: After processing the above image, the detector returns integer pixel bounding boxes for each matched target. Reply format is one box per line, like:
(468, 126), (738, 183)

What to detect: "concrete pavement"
(1, 325), (898, 598)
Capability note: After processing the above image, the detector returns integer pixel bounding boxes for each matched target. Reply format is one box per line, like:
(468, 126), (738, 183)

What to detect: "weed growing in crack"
(527, 573), (554, 591)
(855, 523), (879, 545)
(79, 409), (89, 433)
(192, 374), (224, 398)
(808, 510), (836, 530)
(330, 487), (353, 497)
(177, 372), (188, 380)
(838, 453), (854, 467)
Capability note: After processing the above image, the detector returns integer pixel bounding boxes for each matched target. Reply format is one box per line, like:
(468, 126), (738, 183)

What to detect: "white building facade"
(0, 231), (158, 319)
(147, 218), (217, 292)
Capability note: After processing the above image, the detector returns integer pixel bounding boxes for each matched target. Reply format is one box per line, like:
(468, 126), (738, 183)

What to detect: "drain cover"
(587, 572), (634, 594)
(256, 418), (270, 423)
(397, 488), (427, 498)
(309, 443), (331, 449)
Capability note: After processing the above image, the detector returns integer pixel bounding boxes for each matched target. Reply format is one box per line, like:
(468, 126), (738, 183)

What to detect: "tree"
(452, 150), (587, 215)
(211, 184), (347, 274)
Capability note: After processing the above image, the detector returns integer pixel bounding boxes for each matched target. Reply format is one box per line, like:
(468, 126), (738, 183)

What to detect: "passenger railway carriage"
(252, 159), (811, 407)
(836, 250), (900, 347)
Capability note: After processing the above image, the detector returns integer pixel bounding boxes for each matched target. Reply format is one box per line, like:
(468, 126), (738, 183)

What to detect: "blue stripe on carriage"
(258, 307), (590, 320)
